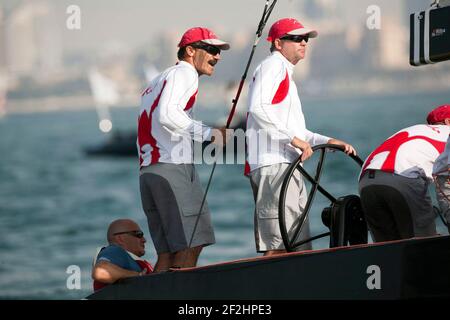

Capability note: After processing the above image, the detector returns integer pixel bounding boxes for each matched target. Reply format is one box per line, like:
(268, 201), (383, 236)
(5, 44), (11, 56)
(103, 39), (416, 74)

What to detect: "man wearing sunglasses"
(92, 219), (153, 291)
(246, 18), (356, 256)
(138, 27), (231, 272)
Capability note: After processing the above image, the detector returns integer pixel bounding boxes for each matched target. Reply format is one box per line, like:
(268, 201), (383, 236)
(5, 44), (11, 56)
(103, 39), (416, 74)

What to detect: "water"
(1, 90), (450, 299)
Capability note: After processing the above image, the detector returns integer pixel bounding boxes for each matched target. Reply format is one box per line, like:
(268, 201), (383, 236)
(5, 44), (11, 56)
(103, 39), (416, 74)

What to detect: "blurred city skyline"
(1, 0), (449, 115)
(0, 0), (422, 56)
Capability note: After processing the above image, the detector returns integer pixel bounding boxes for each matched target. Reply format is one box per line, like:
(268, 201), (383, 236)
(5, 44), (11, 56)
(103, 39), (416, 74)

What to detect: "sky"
(7, 0), (424, 54)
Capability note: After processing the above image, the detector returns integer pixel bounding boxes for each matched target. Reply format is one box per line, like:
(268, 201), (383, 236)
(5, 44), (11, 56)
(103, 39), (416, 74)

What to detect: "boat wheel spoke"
(279, 144), (363, 252)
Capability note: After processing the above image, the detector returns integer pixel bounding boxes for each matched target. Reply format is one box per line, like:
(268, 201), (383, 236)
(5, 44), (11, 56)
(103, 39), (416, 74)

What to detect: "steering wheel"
(278, 144), (365, 252)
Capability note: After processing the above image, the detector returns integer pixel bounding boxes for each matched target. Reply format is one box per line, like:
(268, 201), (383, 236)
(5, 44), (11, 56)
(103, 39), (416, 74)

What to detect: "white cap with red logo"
(178, 27), (230, 50)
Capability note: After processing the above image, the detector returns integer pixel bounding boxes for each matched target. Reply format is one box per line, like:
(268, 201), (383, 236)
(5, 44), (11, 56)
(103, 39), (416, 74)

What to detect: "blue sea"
(1, 90), (450, 299)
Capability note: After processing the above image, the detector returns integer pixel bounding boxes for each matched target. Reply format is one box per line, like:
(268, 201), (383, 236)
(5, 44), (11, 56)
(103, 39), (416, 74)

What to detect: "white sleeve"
(248, 62), (296, 145)
(434, 136), (450, 175)
(304, 129), (331, 147)
(155, 68), (212, 142)
(446, 137), (450, 167)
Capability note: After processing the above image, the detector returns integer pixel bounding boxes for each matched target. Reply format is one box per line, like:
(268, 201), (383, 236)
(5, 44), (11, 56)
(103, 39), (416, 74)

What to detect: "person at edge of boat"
(92, 219), (153, 292)
(359, 104), (450, 242)
(137, 27), (232, 272)
(432, 121), (450, 235)
(245, 18), (356, 257)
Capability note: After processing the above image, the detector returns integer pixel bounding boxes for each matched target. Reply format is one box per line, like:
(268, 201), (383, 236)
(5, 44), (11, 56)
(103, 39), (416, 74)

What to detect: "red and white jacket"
(245, 51), (330, 173)
(361, 124), (450, 180)
(137, 61), (212, 167)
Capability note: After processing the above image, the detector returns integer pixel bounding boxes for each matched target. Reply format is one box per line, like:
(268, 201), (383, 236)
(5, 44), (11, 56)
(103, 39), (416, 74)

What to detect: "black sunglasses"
(113, 230), (144, 239)
(280, 35), (309, 43)
(191, 43), (221, 56)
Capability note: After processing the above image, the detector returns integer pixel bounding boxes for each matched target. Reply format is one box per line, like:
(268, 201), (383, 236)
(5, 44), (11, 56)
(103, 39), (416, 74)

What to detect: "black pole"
(187, 0), (278, 252)
(226, 0), (277, 128)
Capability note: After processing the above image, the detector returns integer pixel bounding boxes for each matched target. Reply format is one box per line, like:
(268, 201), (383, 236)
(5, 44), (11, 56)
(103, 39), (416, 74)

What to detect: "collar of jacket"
(272, 51), (295, 77)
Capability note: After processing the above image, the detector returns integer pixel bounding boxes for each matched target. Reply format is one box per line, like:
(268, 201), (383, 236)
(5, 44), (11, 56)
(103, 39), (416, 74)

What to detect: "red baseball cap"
(427, 104), (450, 124)
(178, 27), (230, 50)
(267, 18), (318, 42)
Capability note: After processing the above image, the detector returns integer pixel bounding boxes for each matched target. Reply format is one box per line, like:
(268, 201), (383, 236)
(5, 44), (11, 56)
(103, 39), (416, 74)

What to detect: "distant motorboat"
(84, 130), (137, 157)
(83, 116), (247, 158)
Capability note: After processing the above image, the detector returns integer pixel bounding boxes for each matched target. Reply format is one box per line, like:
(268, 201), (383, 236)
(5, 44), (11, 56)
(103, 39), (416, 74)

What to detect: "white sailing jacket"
(432, 135), (450, 176)
(361, 124), (450, 180)
(245, 51), (330, 174)
(137, 61), (212, 167)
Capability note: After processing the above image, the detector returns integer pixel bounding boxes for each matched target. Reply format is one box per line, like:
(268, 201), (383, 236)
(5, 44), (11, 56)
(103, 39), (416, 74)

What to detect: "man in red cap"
(138, 27), (231, 271)
(246, 18), (356, 256)
(359, 105), (450, 242)
(432, 105), (450, 236)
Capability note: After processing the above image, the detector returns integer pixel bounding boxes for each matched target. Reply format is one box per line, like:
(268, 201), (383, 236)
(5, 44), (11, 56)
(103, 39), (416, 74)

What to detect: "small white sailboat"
(0, 92), (6, 119)
(88, 69), (120, 133)
(84, 66), (161, 157)
(144, 65), (159, 84)
(0, 73), (8, 119)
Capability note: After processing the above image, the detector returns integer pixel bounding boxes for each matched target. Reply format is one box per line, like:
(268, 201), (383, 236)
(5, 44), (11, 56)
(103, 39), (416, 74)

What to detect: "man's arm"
(292, 136), (357, 162)
(303, 126), (356, 158)
(327, 138), (357, 156)
(155, 68), (213, 142)
(291, 137), (313, 161)
(92, 260), (145, 284)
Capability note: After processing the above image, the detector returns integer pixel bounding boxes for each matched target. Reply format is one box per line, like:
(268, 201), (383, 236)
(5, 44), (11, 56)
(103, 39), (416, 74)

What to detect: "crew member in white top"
(138, 27), (231, 272)
(432, 106), (450, 234)
(246, 18), (356, 256)
(359, 105), (450, 242)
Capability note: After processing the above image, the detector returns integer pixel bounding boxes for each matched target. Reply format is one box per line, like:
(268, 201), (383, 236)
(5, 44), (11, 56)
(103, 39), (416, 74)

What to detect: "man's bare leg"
(154, 252), (174, 272)
(263, 250), (287, 257)
(172, 246), (203, 268)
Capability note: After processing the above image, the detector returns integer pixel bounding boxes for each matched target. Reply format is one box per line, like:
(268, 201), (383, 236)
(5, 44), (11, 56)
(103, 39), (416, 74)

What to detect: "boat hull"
(87, 235), (450, 300)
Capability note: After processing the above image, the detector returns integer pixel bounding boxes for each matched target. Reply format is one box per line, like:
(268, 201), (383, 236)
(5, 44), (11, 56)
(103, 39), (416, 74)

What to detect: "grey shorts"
(250, 163), (311, 252)
(359, 170), (436, 242)
(139, 163), (215, 254)
(434, 175), (450, 233)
